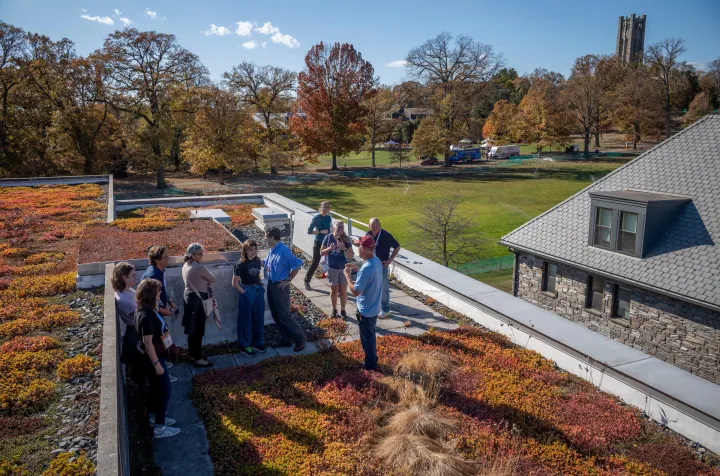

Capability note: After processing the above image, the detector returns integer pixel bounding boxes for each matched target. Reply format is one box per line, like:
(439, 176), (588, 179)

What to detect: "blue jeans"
(359, 315), (378, 371)
(237, 285), (266, 349)
(149, 358), (171, 426)
(381, 266), (390, 313)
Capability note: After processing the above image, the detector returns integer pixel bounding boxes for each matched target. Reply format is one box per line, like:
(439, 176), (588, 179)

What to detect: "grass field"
(278, 159), (626, 291)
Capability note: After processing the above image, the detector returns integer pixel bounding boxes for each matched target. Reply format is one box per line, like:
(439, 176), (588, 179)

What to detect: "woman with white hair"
(182, 243), (216, 367)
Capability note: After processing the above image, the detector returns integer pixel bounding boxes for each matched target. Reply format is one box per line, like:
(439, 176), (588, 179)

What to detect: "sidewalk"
(152, 269), (458, 475)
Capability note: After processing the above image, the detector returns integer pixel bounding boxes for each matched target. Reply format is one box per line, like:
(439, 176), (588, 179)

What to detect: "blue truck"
(448, 147), (482, 163)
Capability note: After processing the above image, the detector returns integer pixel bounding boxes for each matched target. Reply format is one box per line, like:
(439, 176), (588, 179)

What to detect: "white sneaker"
(166, 362), (174, 369)
(150, 416), (177, 427)
(378, 311), (390, 319)
(154, 425), (181, 438)
(169, 374), (178, 383)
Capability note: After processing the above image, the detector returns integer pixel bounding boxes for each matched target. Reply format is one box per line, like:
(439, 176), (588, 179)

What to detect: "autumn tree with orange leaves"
(291, 42), (376, 170)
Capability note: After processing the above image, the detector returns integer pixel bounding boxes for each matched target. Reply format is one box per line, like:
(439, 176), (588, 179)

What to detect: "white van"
(488, 145), (520, 159)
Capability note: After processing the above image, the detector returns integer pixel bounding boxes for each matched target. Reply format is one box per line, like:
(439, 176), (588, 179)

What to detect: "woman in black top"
(135, 278), (181, 439)
(232, 239), (266, 357)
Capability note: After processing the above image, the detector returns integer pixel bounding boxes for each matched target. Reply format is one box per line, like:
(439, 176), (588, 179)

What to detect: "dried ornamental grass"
(370, 433), (477, 476)
(386, 405), (458, 440)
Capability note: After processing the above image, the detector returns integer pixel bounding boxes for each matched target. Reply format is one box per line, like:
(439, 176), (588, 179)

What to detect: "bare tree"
(223, 62), (295, 174)
(409, 195), (486, 267)
(405, 33), (503, 167)
(0, 21), (28, 169)
(646, 38), (687, 137)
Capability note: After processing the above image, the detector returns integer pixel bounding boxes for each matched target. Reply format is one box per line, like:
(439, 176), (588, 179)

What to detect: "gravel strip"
(233, 225), (291, 248)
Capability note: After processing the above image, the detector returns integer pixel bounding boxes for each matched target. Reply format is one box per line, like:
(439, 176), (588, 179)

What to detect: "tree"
(482, 99), (518, 144)
(683, 92), (712, 127)
(223, 62), (295, 174)
(646, 38), (687, 137)
(405, 32), (503, 166)
(291, 42), (376, 170)
(101, 29), (208, 188)
(564, 55), (602, 155)
(0, 21), (28, 173)
(411, 116), (447, 158)
(388, 143), (409, 168)
(182, 86), (252, 184)
(409, 195), (486, 267)
(609, 63), (664, 149)
(511, 76), (572, 157)
(361, 86), (393, 167)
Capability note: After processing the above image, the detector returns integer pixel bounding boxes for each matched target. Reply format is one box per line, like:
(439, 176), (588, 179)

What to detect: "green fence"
(453, 254), (515, 276)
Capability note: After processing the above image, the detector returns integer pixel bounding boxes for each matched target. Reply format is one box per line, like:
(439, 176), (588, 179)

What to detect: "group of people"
(304, 201), (401, 371)
(112, 204), (401, 439)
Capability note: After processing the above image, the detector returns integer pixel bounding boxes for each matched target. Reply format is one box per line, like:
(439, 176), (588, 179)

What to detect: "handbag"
(183, 263), (222, 330)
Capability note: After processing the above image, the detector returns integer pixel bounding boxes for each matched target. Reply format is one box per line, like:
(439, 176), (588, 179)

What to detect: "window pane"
(621, 212), (638, 232)
(589, 277), (605, 310)
(619, 231), (636, 252)
(597, 208), (612, 227)
(614, 287), (631, 319)
(548, 264), (557, 277)
(595, 226), (611, 247)
(547, 276), (556, 293)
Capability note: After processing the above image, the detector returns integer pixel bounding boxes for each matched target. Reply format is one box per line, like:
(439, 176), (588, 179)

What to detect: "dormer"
(588, 190), (690, 258)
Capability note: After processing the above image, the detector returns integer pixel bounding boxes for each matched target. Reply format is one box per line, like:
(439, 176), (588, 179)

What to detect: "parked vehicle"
(487, 145), (520, 159)
(419, 156), (439, 166)
(448, 148), (482, 163)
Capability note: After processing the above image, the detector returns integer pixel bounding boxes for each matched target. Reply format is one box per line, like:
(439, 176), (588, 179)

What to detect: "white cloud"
(119, 17), (132, 26)
(145, 8), (159, 19)
(80, 8), (87, 13)
(235, 21), (255, 36)
(255, 22), (279, 35)
(81, 14), (114, 25)
(114, 8), (121, 15)
(687, 61), (707, 71)
(386, 60), (407, 68)
(262, 42), (267, 48)
(271, 32), (300, 48)
(206, 24), (231, 36)
(242, 41), (257, 49)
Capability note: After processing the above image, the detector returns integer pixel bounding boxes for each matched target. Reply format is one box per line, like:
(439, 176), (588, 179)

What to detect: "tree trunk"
(219, 166), (225, 185)
(270, 166), (278, 175)
(537, 147), (542, 158)
(331, 151), (338, 171)
(371, 146), (376, 167)
(583, 131), (590, 156)
(633, 122), (640, 150)
(156, 165), (167, 189)
(594, 130), (600, 148)
(665, 88), (671, 138)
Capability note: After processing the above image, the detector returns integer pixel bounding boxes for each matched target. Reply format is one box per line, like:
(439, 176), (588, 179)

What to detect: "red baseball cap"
(353, 236), (376, 248)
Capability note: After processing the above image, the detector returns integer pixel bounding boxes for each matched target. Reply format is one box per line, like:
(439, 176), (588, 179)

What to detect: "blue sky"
(2, 0), (718, 84)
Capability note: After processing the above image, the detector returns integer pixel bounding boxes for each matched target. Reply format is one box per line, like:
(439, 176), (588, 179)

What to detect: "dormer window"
(588, 190), (690, 258)
(594, 208), (612, 248)
(618, 211), (638, 252)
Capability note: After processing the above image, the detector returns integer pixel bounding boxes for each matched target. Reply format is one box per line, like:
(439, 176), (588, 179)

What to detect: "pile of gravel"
(233, 224), (291, 249)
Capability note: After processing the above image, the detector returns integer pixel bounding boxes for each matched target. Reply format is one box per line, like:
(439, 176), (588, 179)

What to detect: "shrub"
(0, 248), (29, 259)
(0, 349), (66, 373)
(113, 217), (176, 232)
(0, 336), (60, 354)
(41, 452), (95, 476)
(0, 460), (30, 476)
(0, 373), (56, 413)
(56, 355), (96, 381)
(23, 252), (65, 265)
(7, 272), (76, 298)
(0, 416), (44, 441)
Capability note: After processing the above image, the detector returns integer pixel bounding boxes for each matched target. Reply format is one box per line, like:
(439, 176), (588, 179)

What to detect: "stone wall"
(516, 252), (720, 384)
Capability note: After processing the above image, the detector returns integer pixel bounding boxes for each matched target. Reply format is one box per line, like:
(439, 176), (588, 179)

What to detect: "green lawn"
(302, 142), (590, 169)
(278, 159), (626, 290)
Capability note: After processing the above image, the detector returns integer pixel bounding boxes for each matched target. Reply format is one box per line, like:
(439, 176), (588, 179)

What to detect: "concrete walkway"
(153, 270), (458, 475)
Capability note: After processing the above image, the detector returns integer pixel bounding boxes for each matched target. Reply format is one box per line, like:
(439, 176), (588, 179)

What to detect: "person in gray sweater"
(182, 243), (216, 367)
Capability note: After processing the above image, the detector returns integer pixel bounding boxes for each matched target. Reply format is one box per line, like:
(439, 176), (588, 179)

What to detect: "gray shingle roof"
(499, 115), (720, 312)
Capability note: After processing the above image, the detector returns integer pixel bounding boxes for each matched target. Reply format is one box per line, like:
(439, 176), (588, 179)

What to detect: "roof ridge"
(499, 115), (713, 245)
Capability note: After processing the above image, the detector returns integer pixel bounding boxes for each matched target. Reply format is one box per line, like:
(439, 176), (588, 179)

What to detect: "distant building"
(402, 108), (434, 121)
(251, 112), (306, 128)
(616, 14), (646, 64)
(500, 116), (720, 384)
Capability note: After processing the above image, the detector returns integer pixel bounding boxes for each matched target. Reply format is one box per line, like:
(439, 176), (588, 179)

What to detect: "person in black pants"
(304, 201), (332, 290)
(135, 278), (180, 439)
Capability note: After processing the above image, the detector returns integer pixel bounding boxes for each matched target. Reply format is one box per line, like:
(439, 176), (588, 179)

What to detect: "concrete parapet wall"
(0, 175), (111, 187)
(115, 193), (265, 212)
(98, 264), (130, 476)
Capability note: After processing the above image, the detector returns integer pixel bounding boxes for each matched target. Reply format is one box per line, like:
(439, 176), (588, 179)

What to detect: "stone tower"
(616, 14), (646, 64)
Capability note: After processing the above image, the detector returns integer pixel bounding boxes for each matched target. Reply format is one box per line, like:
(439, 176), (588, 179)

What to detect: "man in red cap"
(344, 235), (383, 371)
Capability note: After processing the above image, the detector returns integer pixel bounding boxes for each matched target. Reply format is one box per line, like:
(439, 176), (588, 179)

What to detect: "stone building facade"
(515, 252), (720, 384)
